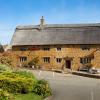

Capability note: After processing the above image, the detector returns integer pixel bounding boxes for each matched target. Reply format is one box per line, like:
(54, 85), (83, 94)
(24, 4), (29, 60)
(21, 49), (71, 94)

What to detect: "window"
(80, 57), (91, 64)
(43, 57), (50, 63)
(20, 57), (27, 62)
(81, 45), (90, 50)
(56, 58), (62, 63)
(43, 47), (50, 51)
(57, 47), (61, 51)
(20, 48), (27, 51)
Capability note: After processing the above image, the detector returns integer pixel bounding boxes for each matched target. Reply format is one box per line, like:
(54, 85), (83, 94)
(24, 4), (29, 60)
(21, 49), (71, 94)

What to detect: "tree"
(0, 52), (13, 66)
(0, 43), (4, 53)
(28, 57), (39, 68)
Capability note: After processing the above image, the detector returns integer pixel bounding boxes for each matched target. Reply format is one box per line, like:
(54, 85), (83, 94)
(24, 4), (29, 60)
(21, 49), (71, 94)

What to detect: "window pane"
(80, 57), (92, 64)
(43, 57), (50, 63)
(81, 45), (90, 50)
(56, 58), (62, 63)
(20, 57), (27, 62)
(20, 48), (27, 51)
(57, 47), (61, 51)
(43, 47), (50, 51)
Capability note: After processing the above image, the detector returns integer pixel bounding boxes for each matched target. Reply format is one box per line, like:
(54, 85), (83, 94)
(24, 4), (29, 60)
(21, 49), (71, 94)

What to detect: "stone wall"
(12, 45), (100, 70)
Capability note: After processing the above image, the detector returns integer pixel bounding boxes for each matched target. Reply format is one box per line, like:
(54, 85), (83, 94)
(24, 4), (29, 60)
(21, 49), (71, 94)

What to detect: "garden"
(0, 64), (52, 100)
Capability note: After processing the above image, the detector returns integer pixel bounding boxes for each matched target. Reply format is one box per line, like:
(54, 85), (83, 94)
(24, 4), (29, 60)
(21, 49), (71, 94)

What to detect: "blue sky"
(0, 0), (100, 44)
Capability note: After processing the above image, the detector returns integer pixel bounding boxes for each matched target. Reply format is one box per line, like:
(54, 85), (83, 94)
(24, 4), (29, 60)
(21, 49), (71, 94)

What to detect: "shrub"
(0, 72), (36, 94)
(33, 79), (52, 98)
(0, 64), (12, 72)
(0, 89), (14, 100)
(28, 57), (39, 68)
(85, 63), (92, 68)
(13, 70), (36, 80)
(0, 54), (13, 66)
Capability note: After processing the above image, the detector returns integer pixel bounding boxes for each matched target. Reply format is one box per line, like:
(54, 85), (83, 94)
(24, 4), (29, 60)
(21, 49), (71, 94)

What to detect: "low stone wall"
(72, 71), (100, 79)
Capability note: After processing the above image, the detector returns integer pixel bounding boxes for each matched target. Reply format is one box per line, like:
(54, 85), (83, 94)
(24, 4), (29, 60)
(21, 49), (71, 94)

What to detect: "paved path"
(32, 70), (100, 100)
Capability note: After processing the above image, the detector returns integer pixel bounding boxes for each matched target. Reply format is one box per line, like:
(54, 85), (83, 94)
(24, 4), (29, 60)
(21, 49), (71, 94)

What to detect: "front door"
(66, 60), (71, 69)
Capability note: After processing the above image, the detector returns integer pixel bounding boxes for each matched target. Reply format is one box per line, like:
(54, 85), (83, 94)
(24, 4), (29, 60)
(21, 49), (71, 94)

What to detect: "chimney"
(40, 16), (45, 27)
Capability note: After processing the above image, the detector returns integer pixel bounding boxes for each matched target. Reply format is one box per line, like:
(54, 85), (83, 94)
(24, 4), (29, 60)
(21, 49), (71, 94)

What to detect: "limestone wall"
(12, 45), (100, 70)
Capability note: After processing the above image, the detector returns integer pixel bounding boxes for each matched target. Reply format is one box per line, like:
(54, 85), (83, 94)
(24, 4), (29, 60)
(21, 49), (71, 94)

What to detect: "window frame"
(20, 48), (27, 51)
(56, 58), (62, 63)
(81, 45), (90, 50)
(20, 57), (27, 62)
(56, 47), (61, 51)
(43, 57), (50, 63)
(80, 57), (92, 64)
(43, 47), (50, 51)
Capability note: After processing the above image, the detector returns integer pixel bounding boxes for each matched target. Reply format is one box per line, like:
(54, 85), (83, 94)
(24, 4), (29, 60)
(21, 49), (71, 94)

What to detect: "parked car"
(78, 66), (90, 72)
(78, 66), (97, 74)
(96, 69), (100, 73)
(89, 68), (97, 74)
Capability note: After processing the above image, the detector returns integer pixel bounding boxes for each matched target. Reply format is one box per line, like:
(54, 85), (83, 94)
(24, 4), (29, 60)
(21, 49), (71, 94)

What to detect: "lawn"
(15, 93), (43, 100)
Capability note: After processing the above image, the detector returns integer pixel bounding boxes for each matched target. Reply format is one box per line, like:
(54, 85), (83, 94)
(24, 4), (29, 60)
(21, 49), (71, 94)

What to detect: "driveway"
(32, 70), (100, 100)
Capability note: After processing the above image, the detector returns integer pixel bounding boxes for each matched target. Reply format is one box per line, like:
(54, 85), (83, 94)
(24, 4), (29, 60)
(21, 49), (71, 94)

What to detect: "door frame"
(65, 60), (71, 69)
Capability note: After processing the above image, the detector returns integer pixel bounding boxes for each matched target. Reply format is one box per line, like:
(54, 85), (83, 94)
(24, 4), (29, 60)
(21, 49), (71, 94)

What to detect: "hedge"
(0, 70), (52, 98)
(0, 72), (36, 94)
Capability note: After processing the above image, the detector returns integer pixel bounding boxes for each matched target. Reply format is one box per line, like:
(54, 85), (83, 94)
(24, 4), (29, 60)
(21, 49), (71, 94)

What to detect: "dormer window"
(43, 47), (50, 51)
(20, 48), (27, 51)
(81, 45), (90, 50)
(57, 47), (61, 51)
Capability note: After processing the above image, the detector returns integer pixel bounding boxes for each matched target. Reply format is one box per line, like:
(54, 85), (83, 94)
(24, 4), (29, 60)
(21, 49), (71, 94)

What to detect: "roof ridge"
(16, 23), (100, 30)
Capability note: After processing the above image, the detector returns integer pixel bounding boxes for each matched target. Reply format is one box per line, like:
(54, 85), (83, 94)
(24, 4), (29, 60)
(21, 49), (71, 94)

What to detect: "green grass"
(15, 93), (43, 100)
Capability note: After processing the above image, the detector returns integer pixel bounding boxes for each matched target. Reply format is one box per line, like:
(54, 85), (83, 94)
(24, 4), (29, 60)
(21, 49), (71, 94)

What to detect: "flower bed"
(0, 64), (52, 99)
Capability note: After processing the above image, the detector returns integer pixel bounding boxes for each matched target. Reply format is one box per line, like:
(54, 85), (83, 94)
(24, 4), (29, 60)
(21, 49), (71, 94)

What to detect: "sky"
(0, 0), (100, 45)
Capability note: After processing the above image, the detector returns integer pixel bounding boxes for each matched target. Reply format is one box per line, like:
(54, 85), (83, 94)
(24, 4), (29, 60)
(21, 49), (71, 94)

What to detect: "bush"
(0, 89), (14, 100)
(0, 64), (12, 72)
(13, 70), (36, 80)
(0, 72), (36, 94)
(28, 57), (39, 68)
(0, 68), (52, 98)
(0, 54), (13, 67)
(33, 79), (52, 98)
(84, 63), (92, 68)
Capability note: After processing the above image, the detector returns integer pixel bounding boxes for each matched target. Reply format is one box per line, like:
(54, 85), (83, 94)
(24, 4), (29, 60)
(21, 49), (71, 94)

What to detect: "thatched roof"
(11, 23), (100, 46)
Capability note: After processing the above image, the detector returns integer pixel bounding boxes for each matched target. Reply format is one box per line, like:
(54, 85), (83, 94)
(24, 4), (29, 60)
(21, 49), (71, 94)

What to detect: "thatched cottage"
(11, 17), (100, 70)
